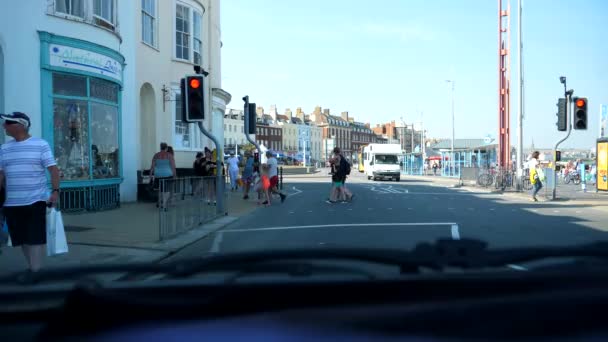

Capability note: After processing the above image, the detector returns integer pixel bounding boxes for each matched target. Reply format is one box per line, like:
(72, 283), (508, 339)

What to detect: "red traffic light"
(189, 78), (201, 89)
(576, 98), (586, 108)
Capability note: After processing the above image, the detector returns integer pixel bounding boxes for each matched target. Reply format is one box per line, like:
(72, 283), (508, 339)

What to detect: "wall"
(135, 0), (225, 170)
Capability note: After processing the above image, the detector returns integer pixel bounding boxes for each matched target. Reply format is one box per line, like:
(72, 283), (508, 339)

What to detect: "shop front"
(39, 32), (124, 212)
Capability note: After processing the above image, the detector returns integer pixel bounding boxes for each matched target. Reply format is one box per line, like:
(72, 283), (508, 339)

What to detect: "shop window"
(52, 73), (119, 181)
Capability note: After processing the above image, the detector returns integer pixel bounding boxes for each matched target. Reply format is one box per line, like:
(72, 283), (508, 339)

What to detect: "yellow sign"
(598, 141), (608, 191)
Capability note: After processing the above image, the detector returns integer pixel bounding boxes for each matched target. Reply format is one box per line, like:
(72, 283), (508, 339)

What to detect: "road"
(165, 169), (608, 262)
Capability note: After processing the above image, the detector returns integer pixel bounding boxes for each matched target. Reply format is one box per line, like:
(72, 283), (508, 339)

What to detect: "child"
(254, 164), (271, 206)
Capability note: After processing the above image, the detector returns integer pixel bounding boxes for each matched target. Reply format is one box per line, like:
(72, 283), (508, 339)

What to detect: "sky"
(220, 0), (608, 149)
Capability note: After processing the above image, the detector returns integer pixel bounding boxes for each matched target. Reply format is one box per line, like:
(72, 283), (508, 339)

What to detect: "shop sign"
(50, 44), (122, 82)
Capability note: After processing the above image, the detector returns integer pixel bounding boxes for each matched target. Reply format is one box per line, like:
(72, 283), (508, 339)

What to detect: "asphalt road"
(165, 170), (608, 262)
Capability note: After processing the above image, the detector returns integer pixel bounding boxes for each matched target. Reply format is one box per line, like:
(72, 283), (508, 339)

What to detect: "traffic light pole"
(552, 92), (572, 201)
(197, 121), (225, 215)
(243, 96), (262, 163)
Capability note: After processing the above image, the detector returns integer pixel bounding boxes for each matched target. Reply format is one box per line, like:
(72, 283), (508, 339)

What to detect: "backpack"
(340, 157), (351, 176)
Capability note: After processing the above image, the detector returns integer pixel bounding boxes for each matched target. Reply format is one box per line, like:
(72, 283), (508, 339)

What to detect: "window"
(193, 11), (203, 65)
(142, 0), (157, 47)
(55, 0), (84, 18)
(174, 94), (191, 148)
(175, 4), (191, 60)
(51, 73), (120, 181)
(94, 0), (115, 25)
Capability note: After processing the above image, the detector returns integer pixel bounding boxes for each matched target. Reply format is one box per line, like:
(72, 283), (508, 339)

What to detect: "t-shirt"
(228, 157), (240, 171)
(0, 137), (56, 206)
(267, 157), (278, 178)
(528, 158), (539, 170)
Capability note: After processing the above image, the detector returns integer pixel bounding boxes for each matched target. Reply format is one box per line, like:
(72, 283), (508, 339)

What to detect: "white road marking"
(210, 232), (224, 253)
(387, 208), (393, 210)
(225, 222), (460, 233)
(576, 211), (582, 214)
(289, 211), (295, 214)
(290, 186), (303, 196)
(553, 210), (560, 213)
(307, 210), (313, 213)
(451, 224), (460, 240)
(507, 264), (528, 271)
(489, 208), (496, 211)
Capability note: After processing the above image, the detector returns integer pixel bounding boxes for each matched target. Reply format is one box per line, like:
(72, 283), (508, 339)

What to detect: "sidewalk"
(0, 190), (261, 275)
(401, 174), (608, 205)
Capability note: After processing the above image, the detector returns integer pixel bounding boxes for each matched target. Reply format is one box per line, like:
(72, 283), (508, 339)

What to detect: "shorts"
(333, 181), (344, 187)
(4, 201), (47, 246)
(270, 176), (279, 189)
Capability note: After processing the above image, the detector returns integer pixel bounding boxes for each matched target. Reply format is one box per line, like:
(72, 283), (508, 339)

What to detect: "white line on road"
(225, 222), (460, 233)
(451, 224), (460, 240)
(290, 186), (303, 196)
(210, 232), (224, 253)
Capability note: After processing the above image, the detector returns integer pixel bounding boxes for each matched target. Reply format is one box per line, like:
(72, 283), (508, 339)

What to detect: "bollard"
(279, 166), (283, 190)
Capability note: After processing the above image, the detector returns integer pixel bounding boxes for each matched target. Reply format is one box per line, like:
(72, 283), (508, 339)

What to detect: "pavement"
(163, 170), (608, 264)
(0, 186), (272, 275)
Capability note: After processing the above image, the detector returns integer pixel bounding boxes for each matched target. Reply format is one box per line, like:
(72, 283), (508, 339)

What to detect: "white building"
(0, 0), (229, 210)
(0, 0), (138, 210)
(135, 0), (230, 173)
(223, 108), (251, 152)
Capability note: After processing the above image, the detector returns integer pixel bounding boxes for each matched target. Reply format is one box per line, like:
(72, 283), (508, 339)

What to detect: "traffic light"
(555, 150), (561, 162)
(243, 96), (257, 134)
(556, 98), (567, 131)
(573, 97), (587, 130)
(183, 75), (205, 122)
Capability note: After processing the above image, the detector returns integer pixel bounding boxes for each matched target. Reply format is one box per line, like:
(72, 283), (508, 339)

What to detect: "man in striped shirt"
(0, 112), (60, 272)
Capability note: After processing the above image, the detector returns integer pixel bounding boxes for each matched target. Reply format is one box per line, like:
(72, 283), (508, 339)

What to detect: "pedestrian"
(202, 148), (217, 205)
(334, 148), (353, 202)
(227, 152), (240, 192)
(529, 151), (543, 202)
(255, 164), (271, 206)
(0, 112), (60, 272)
(193, 152), (205, 197)
(241, 152), (255, 200)
(263, 151), (287, 204)
(150, 142), (176, 210)
(432, 163), (438, 176)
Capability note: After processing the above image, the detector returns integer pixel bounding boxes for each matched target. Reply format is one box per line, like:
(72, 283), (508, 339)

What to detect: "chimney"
(314, 106), (322, 115)
(285, 108), (292, 119)
(296, 107), (305, 120)
(269, 104), (278, 120)
(256, 106), (264, 117)
(323, 108), (330, 116)
(341, 111), (349, 121)
(365, 123), (371, 128)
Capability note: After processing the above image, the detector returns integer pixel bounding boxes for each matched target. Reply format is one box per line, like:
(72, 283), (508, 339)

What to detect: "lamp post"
(446, 80), (455, 176)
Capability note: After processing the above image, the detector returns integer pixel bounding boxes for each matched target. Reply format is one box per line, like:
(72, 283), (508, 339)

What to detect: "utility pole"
(446, 80), (455, 176)
(516, 0), (524, 190)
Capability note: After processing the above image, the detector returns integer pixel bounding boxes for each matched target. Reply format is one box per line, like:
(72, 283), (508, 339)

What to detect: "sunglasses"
(3, 120), (19, 125)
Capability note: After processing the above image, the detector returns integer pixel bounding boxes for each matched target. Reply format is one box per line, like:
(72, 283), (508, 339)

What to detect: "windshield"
(375, 155), (399, 165)
(1, 0), (607, 294)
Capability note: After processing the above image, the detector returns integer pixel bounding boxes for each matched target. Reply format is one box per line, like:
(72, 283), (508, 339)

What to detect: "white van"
(362, 144), (402, 181)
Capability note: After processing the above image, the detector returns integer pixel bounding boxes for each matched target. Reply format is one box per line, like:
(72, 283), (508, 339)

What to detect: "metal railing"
(59, 184), (120, 213)
(157, 176), (228, 241)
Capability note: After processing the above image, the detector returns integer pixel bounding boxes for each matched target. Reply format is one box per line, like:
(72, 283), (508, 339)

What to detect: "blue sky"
(221, 0), (608, 149)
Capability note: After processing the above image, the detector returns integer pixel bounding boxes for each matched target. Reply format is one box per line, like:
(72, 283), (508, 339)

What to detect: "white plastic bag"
(46, 208), (68, 256)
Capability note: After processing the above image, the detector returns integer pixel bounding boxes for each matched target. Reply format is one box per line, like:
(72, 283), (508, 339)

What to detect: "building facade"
(135, 0), (230, 174)
(0, 0), (137, 209)
(310, 107), (352, 161)
(223, 108), (248, 152)
(350, 121), (375, 162)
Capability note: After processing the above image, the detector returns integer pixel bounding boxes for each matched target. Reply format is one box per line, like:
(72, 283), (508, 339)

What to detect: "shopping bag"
(46, 208), (68, 256)
(536, 168), (546, 182)
(3, 220), (11, 247)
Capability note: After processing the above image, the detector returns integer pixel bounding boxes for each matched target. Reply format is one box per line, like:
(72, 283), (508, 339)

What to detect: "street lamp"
(445, 80), (455, 176)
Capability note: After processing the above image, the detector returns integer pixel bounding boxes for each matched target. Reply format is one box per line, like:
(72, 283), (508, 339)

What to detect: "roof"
(431, 139), (495, 150)
(276, 114), (290, 122)
(291, 117), (303, 124)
